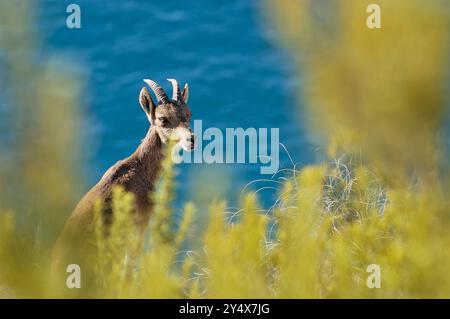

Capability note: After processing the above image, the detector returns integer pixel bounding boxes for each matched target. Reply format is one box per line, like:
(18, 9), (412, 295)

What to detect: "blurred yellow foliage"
(265, 0), (449, 183)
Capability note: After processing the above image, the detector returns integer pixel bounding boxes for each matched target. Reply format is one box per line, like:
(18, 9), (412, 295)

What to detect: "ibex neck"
(134, 128), (164, 181)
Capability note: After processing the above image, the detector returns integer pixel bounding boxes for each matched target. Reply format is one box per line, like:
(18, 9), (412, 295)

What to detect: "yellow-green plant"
(200, 196), (270, 298)
(136, 142), (196, 299)
(264, 0), (449, 183)
(90, 142), (196, 298)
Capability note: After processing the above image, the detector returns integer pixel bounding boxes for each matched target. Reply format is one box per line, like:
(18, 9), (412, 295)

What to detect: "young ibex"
(53, 78), (194, 273)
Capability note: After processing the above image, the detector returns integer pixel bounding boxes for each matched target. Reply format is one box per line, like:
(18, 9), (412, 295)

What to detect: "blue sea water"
(37, 0), (316, 208)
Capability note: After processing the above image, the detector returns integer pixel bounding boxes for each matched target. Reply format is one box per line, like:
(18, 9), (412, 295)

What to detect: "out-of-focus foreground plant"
(265, 0), (449, 184)
(1, 0), (450, 298)
(0, 0), (84, 298)
(260, 0), (450, 298)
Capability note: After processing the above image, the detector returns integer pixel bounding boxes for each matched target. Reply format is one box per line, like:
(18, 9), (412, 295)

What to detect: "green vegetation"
(1, 0), (449, 298)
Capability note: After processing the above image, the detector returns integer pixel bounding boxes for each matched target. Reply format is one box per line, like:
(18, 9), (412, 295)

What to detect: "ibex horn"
(143, 79), (169, 104)
(167, 78), (181, 102)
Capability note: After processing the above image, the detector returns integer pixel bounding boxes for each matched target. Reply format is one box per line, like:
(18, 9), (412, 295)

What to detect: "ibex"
(52, 78), (194, 276)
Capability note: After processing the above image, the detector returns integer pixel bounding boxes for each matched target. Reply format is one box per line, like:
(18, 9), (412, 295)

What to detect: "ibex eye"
(159, 117), (169, 127)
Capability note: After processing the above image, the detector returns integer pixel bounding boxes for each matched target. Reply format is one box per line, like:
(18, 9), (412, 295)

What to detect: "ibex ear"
(139, 87), (156, 124)
(181, 83), (189, 104)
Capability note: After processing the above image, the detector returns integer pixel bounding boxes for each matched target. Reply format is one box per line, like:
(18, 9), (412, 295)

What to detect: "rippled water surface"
(38, 0), (316, 207)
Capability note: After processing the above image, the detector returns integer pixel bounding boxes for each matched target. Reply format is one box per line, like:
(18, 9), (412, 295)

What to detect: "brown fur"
(64, 127), (163, 234)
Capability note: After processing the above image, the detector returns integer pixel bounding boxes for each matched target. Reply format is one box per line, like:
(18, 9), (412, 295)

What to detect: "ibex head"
(139, 78), (195, 151)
